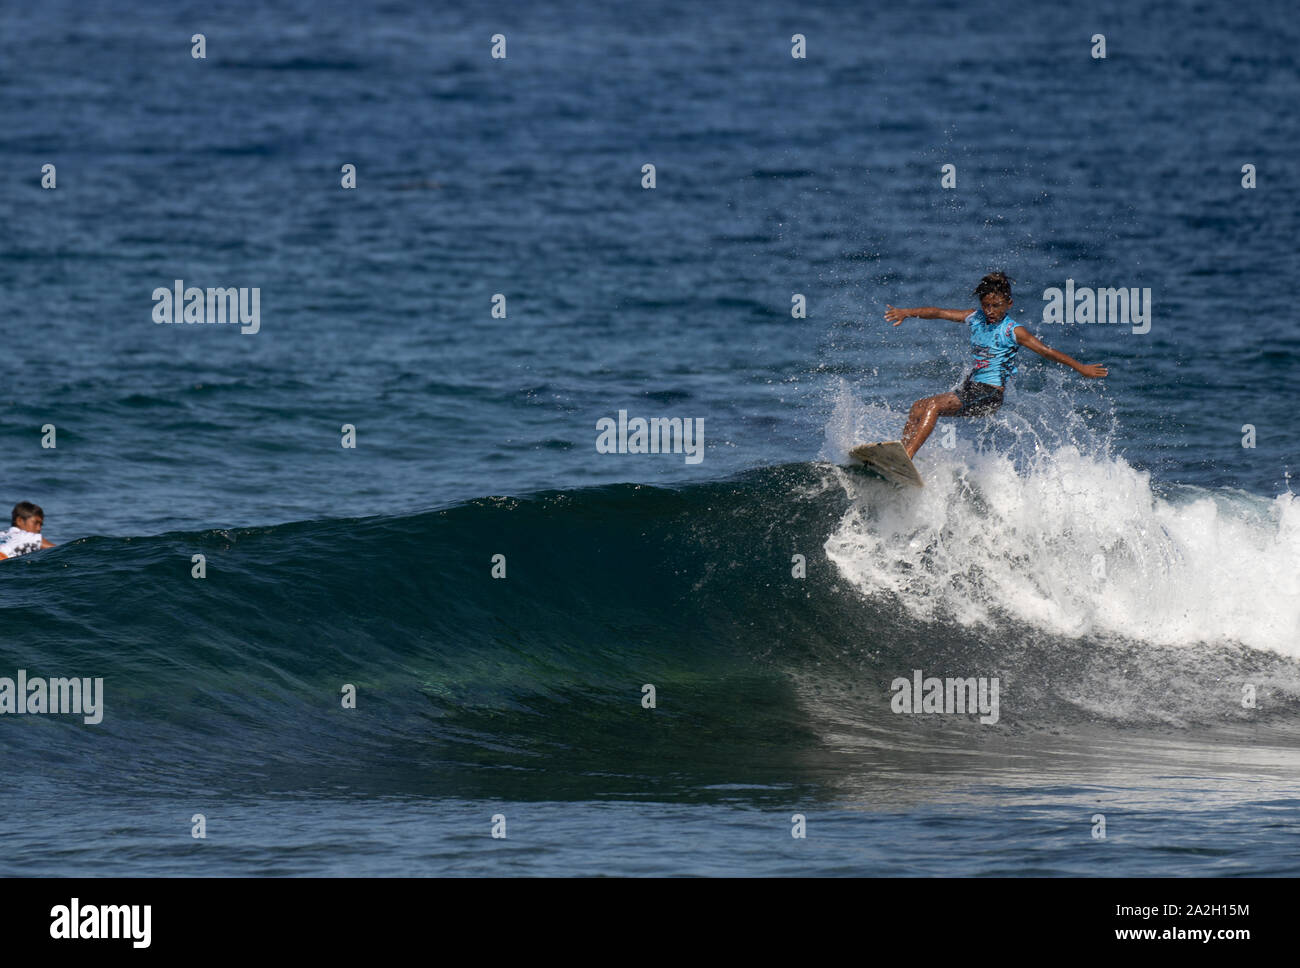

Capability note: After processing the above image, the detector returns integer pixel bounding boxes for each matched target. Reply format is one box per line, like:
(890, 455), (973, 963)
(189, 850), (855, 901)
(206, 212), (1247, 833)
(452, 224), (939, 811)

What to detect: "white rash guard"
(0, 527), (44, 558)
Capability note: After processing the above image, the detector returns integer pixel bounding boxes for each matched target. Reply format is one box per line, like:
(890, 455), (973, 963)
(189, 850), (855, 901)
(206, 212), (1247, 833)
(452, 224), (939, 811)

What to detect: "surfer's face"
(17, 515), (42, 533)
(980, 293), (1012, 323)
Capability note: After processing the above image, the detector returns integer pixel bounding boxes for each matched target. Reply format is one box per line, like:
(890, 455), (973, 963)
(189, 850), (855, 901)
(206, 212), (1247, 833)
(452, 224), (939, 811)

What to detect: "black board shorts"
(954, 374), (1005, 416)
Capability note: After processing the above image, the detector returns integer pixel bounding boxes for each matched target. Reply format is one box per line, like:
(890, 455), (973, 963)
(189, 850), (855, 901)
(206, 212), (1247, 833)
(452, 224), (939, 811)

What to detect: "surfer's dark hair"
(974, 272), (1013, 301)
(12, 501), (43, 525)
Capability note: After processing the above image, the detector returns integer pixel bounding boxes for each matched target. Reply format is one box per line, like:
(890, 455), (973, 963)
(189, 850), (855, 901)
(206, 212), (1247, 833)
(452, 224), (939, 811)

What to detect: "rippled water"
(1, 0), (1297, 875)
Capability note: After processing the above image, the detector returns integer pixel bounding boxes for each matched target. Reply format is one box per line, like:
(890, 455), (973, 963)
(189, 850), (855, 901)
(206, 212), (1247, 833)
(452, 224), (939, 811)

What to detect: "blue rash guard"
(965, 309), (1020, 387)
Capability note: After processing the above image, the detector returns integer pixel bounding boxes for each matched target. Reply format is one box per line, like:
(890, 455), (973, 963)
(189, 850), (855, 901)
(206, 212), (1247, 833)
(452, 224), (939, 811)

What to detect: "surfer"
(0, 502), (56, 560)
(884, 272), (1109, 457)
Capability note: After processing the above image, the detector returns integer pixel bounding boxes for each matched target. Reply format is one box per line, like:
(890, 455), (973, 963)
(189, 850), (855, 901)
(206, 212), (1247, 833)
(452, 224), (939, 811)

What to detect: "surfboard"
(849, 441), (924, 487)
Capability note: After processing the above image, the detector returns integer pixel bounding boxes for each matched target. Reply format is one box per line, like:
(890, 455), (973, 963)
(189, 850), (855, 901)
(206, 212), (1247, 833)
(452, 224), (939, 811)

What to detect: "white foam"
(821, 382), (1300, 656)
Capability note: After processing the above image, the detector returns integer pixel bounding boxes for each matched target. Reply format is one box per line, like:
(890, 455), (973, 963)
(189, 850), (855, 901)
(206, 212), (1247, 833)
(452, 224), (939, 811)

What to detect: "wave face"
(4, 451), (1300, 803)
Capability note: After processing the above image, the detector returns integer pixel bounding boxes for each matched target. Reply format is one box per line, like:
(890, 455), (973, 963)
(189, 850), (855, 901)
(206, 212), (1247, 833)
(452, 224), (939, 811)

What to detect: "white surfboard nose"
(849, 440), (924, 487)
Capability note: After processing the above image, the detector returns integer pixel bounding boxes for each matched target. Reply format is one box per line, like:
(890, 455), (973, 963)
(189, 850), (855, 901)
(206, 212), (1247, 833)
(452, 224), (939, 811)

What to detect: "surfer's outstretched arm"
(885, 305), (972, 325)
(1013, 327), (1109, 378)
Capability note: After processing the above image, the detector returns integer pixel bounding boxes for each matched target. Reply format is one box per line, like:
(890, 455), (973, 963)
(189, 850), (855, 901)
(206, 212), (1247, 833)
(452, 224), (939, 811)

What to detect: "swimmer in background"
(0, 501), (56, 560)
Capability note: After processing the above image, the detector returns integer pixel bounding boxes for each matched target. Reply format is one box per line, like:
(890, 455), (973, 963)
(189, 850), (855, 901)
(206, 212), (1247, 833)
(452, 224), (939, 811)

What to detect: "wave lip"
(825, 442), (1300, 656)
(820, 377), (1300, 658)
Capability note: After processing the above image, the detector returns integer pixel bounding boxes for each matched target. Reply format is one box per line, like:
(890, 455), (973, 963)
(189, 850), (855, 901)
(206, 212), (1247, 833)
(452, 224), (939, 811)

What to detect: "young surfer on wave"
(884, 272), (1109, 458)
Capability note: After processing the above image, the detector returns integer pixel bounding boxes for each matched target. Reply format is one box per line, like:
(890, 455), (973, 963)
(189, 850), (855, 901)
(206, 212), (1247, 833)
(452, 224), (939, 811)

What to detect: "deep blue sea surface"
(1, 0), (1298, 876)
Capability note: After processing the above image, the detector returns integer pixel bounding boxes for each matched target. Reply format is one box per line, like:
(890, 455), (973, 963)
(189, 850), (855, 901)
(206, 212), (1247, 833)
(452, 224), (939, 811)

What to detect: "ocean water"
(1, 0), (1298, 876)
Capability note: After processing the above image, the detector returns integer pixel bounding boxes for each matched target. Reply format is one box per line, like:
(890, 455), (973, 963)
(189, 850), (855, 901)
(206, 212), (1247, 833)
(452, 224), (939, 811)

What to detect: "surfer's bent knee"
(911, 394), (942, 413)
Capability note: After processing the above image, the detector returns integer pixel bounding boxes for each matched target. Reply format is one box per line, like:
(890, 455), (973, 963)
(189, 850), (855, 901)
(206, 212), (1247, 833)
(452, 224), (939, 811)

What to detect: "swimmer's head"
(12, 501), (44, 532)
